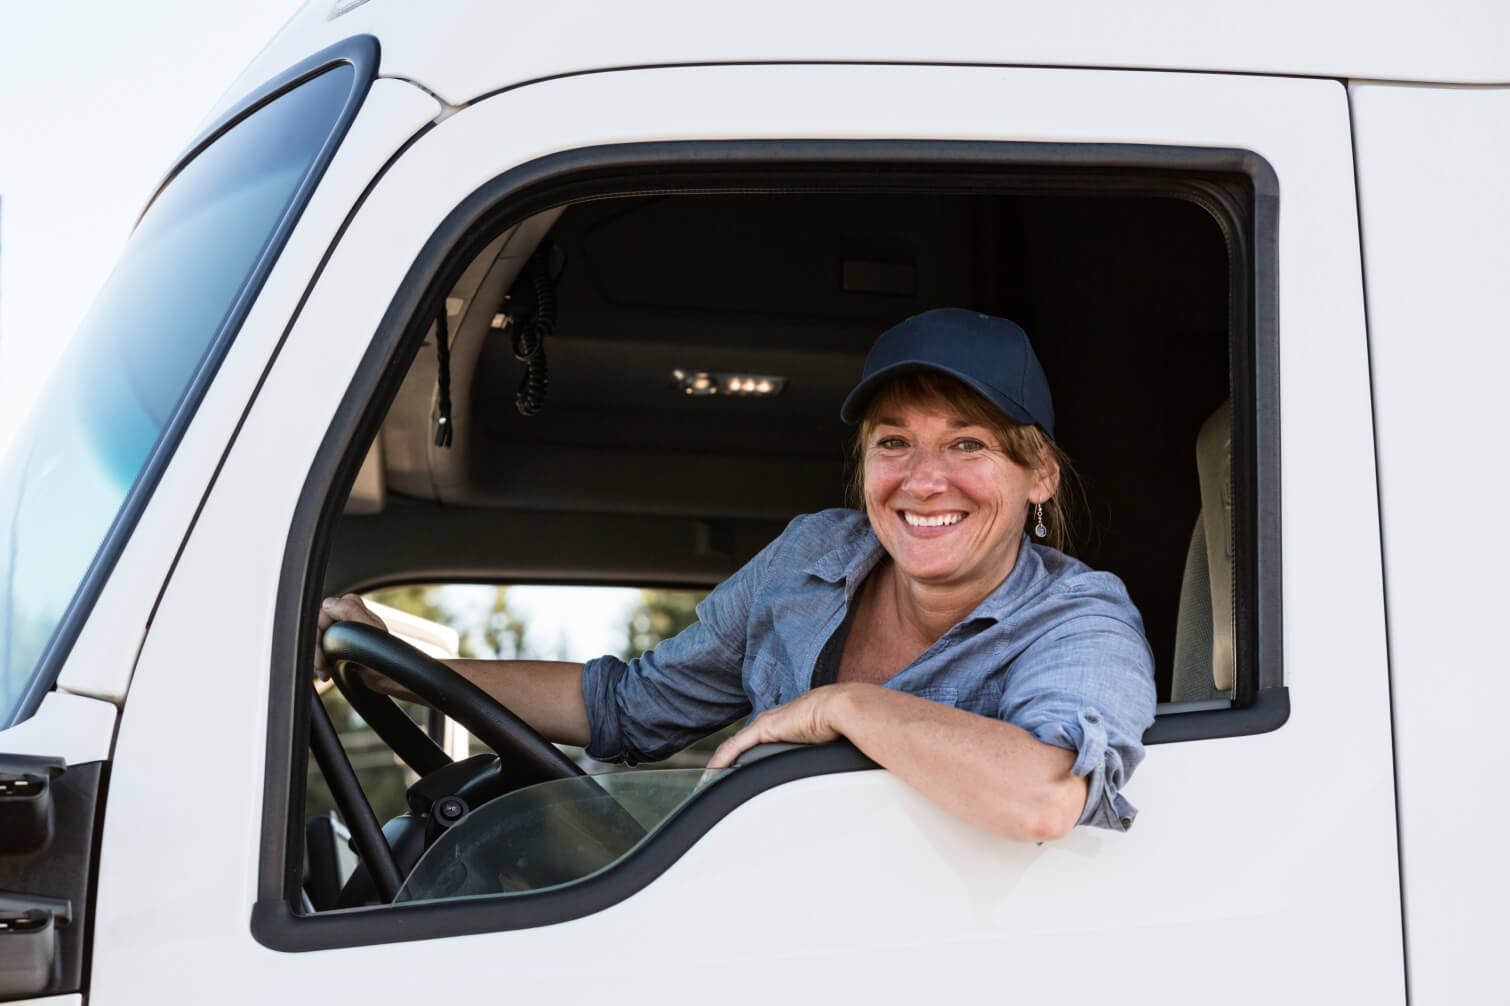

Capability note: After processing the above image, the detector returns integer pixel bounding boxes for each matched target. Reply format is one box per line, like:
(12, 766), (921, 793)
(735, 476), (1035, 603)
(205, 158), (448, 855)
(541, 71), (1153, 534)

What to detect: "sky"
(0, 0), (307, 447)
(436, 584), (646, 662)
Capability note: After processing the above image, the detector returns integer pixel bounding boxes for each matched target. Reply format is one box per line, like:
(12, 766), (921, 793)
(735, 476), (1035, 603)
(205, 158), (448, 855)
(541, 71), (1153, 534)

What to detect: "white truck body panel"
(0, 692), (115, 765)
(86, 63), (1406, 1003)
(219, 0), (1510, 128)
(1351, 81), (1510, 1006)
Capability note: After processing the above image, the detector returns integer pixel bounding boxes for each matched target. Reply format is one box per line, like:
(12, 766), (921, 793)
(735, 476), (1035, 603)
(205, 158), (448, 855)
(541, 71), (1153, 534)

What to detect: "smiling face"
(860, 385), (1059, 600)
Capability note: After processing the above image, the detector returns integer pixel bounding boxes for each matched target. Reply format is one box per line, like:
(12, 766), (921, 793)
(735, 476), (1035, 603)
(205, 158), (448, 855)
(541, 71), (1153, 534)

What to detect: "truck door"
(95, 62), (1401, 1004)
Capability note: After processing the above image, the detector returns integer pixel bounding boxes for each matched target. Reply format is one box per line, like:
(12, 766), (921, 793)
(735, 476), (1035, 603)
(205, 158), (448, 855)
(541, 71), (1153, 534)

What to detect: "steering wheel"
(309, 620), (584, 901)
(323, 621), (583, 781)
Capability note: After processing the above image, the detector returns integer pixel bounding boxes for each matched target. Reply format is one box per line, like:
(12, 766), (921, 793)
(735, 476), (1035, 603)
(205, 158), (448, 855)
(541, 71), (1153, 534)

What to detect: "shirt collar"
(803, 515), (886, 595)
(972, 534), (1049, 622)
(803, 517), (1049, 619)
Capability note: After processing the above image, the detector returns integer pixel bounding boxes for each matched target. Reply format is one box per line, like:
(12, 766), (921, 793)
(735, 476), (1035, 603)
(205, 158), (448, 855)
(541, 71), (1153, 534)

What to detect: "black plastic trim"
(0, 760), (107, 996)
(1143, 686), (1289, 744)
(259, 136), (1282, 951)
(1241, 143), (1285, 706)
(3, 36), (381, 731)
(140, 36), (381, 224)
(253, 742), (876, 951)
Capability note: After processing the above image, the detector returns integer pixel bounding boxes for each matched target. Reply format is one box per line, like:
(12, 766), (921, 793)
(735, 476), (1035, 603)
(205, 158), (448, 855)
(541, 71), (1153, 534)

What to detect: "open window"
(264, 141), (1282, 945)
(302, 582), (717, 909)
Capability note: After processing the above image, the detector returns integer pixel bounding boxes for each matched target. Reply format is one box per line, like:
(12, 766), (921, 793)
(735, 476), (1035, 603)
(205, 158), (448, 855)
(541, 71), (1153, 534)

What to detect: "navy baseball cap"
(840, 308), (1056, 438)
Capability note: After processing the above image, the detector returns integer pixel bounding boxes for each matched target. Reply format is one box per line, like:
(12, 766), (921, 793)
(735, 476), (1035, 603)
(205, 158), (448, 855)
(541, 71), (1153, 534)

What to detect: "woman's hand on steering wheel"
(315, 593), (387, 682)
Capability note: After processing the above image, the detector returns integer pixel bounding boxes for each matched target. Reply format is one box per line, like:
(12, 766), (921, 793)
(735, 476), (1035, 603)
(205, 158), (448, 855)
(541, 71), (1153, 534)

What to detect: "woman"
(319, 308), (1156, 842)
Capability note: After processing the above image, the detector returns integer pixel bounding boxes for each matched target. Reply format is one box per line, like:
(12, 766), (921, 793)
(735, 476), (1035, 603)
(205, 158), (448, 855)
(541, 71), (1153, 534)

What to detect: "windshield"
(396, 769), (724, 902)
(0, 63), (359, 726)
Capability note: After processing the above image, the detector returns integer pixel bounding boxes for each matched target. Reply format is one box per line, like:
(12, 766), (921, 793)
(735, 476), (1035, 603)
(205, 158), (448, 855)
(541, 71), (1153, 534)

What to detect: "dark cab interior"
(328, 185), (1234, 702)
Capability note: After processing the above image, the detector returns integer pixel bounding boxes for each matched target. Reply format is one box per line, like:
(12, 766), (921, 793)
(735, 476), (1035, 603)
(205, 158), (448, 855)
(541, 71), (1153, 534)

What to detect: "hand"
(706, 685), (853, 770)
(314, 593), (388, 681)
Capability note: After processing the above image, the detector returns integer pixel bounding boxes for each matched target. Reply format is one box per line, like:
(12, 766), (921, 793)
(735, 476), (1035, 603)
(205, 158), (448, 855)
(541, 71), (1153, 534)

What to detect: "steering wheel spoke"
(307, 684), (404, 902)
(332, 660), (451, 776)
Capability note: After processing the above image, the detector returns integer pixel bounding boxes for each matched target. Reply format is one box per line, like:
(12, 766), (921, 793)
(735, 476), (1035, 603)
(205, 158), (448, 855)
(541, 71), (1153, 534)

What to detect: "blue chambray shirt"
(582, 508), (1157, 830)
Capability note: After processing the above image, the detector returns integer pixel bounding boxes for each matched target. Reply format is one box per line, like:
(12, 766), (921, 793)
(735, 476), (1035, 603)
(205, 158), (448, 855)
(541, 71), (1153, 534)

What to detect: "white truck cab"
(2, 2), (1507, 1002)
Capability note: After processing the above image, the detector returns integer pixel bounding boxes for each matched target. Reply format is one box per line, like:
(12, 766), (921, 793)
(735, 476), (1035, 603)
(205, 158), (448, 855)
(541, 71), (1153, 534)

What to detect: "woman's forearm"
(318, 595), (594, 747)
(709, 683), (1087, 842)
(828, 685), (1087, 842)
(439, 659), (591, 746)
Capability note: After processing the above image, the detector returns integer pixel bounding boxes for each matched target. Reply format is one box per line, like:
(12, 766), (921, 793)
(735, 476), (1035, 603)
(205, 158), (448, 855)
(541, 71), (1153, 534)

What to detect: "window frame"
(255, 138), (1283, 952)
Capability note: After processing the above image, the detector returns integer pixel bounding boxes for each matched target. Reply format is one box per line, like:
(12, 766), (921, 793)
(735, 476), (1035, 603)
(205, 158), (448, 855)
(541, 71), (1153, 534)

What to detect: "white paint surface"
(89, 63), (1403, 1003)
(227, 0), (1510, 125)
(1351, 81), (1510, 1006)
(0, 690), (115, 764)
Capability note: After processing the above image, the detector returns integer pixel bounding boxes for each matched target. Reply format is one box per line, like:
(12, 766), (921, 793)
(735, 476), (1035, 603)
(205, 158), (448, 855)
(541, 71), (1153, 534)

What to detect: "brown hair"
(845, 372), (1083, 554)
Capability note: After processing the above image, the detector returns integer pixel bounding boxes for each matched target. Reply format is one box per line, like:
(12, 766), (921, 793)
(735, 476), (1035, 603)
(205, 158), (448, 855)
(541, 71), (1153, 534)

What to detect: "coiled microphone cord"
(512, 251), (553, 417)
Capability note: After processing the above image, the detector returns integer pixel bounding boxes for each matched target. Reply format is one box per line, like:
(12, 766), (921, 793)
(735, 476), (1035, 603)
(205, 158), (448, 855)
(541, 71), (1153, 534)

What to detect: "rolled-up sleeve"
(999, 596), (1157, 831)
(581, 532), (783, 764)
(582, 618), (748, 764)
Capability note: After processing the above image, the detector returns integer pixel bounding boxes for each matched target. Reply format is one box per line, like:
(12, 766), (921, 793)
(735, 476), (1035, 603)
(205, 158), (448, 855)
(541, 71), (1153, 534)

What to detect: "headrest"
(1195, 401), (1234, 691)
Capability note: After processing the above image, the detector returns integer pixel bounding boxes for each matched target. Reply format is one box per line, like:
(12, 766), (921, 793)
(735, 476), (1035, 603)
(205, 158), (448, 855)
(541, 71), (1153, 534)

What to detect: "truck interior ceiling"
(326, 179), (1237, 704)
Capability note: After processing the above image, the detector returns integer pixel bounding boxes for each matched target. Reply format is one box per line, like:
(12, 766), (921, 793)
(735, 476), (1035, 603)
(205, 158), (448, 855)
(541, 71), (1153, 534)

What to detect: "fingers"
(705, 690), (843, 770)
(321, 593), (386, 629)
(706, 720), (765, 770)
(313, 593), (388, 680)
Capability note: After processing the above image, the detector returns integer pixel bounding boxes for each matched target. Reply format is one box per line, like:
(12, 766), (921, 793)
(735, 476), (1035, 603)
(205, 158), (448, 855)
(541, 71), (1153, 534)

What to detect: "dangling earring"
(1033, 503), (1047, 539)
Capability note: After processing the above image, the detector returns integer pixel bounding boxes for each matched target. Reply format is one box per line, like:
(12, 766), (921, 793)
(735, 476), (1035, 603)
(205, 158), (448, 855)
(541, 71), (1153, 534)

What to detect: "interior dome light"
(671, 370), (787, 398)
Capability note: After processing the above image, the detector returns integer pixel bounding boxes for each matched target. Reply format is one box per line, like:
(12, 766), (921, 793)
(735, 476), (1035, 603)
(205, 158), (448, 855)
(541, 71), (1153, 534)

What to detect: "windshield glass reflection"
(0, 64), (355, 724)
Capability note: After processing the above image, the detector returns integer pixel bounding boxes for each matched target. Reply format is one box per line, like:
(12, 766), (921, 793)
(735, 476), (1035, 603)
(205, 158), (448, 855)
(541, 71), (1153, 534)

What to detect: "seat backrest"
(1169, 401), (1234, 701)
